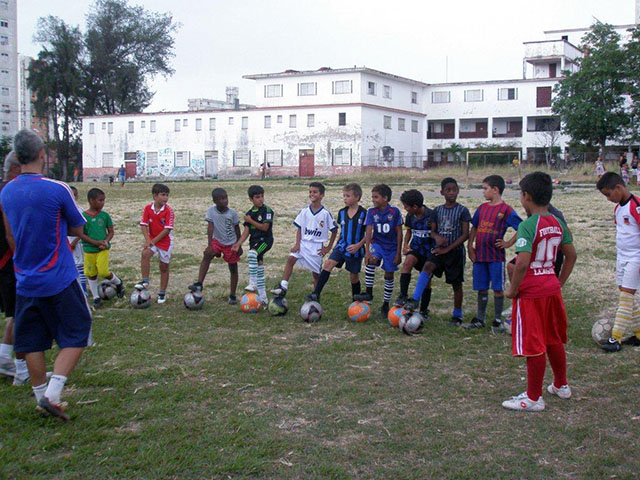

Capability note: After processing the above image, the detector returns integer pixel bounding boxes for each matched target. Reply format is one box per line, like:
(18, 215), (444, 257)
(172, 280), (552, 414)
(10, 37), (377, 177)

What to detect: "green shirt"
(82, 210), (113, 253)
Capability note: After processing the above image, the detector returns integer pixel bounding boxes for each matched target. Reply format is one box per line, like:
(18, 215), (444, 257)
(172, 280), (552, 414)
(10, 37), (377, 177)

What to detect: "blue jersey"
(365, 205), (403, 249)
(0, 174), (85, 297)
(335, 205), (367, 258)
(433, 203), (471, 251)
(405, 208), (435, 257)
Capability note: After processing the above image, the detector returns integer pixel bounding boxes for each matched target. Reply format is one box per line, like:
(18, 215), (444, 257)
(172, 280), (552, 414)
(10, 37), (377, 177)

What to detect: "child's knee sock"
(400, 273), (411, 296)
(420, 288), (432, 313)
(364, 264), (376, 296)
(314, 269), (331, 297)
(257, 265), (266, 300)
(88, 278), (99, 299)
(248, 250), (258, 287)
(351, 281), (361, 297)
(494, 295), (504, 323)
(526, 354), (546, 401)
(411, 272), (431, 301)
(383, 277), (394, 304)
(477, 292), (488, 321)
(546, 343), (568, 388)
(613, 291), (634, 342)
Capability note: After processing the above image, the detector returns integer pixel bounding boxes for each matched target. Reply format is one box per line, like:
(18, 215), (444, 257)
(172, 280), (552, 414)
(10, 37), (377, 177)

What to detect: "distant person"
(594, 156), (605, 179)
(260, 161), (270, 179)
(73, 168), (79, 182)
(118, 164), (126, 186)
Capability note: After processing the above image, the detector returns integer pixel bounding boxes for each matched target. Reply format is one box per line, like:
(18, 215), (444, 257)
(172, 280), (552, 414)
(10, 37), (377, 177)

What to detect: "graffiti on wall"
(134, 148), (205, 178)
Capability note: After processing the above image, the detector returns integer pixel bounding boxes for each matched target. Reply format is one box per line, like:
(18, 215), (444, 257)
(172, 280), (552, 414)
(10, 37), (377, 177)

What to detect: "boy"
(502, 171), (576, 412)
(305, 183), (367, 302)
(79, 188), (125, 308)
(353, 184), (403, 319)
(404, 178), (470, 326)
(596, 172), (640, 351)
(189, 188), (241, 304)
(68, 186), (86, 295)
(232, 185), (274, 305)
(271, 182), (337, 297)
(466, 175), (522, 332)
(135, 184), (174, 304)
(394, 189), (444, 318)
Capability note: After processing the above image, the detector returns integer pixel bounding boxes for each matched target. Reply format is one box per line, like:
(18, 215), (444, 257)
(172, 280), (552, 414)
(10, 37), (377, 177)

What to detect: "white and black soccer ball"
(130, 288), (151, 309)
(268, 296), (289, 316)
(98, 280), (117, 300)
(401, 311), (424, 335)
(183, 291), (205, 310)
(300, 300), (323, 323)
(591, 318), (633, 345)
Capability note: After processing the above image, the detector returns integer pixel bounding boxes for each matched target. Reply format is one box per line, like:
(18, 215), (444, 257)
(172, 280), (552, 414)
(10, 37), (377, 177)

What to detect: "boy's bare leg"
(159, 261), (169, 292)
(24, 351), (47, 388)
(282, 256), (297, 282)
(228, 263), (238, 297)
(196, 248), (215, 284)
(141, 248), (153, 280)
(453, 283), (463, 310)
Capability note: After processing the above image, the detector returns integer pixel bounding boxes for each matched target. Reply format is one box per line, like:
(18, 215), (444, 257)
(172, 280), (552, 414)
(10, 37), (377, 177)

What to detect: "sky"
(18, 0), (636, 112)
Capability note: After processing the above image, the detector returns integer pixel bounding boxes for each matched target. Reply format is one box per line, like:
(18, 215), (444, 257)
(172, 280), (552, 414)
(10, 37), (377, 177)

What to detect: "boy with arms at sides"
(404, 178), (470, 326)
(596, 172), (640, 351)
(353, 184), (403, 319)
(232, 185), (274, 306)
(394, 189), (445, 318)
(135, 184), (174, 304)
(79, 188), (125, 308)
(305, 183), (367, 302)
(271, 182), (338, 297)
(190, 188), (242, 304)
(465, 175), (522, 332)
(503, 172), (576, 412)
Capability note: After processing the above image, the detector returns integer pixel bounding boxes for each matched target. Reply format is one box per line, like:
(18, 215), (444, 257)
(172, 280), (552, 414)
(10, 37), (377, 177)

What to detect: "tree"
(622, 25), (640, 145)
(552, 22), (628, 158)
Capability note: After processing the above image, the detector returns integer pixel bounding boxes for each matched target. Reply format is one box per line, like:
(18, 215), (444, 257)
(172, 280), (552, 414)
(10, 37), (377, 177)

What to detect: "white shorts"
(290, 241), (323, 274)
(617, 260), (640, 290)
(151, 245), (172, 264)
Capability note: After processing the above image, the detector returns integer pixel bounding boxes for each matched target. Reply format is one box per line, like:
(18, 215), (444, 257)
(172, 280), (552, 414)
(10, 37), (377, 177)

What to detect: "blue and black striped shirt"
(433, 203), (471, 251)
(335, 205), (367, 258)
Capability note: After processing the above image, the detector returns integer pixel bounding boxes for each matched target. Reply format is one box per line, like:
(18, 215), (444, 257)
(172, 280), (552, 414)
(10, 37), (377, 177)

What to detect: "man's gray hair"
(3, 150), (19, 177)
(13, 129), (45, 165)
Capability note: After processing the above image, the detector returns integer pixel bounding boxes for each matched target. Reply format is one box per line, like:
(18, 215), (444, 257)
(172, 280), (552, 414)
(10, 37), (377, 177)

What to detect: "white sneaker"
(0, 357), (16, 377)
(157, 293), (167, 304)
(244, 284), (257, 293)
(13, 374), (29, 386)
(547, 383), (572, 399)
(501, 392), (545, 412)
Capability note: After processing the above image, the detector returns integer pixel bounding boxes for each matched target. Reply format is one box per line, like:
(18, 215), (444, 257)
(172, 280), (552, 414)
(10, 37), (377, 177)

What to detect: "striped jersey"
(471, 201), (522, 262)
(405, 208), (435, 257)
(432, 203), (471, 251)
(613, 194), (640, 263)
(365, 205), (403, 249)
(335, 205), (367, 258)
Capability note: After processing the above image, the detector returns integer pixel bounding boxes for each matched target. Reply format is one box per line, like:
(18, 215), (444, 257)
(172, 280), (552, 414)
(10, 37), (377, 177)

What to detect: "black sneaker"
(393, 293), (408, 307)
(404, 298), (419, 312)
(270, 284), (287, 297)
(463, 317), (485, 329)
(602, 337), (622, 353)
(188, 282), (203, 293)
(353, 292), (373, 302)
(305, 293), (319, 302)
(380, 302), (390, 320)
(93, 297), (103, 309)
(449, 317), (462, 327)
(622, 335), (640, 346)
(115, 282), (125, 298)
(491, 320), (506, 333)
(419, 310), (429, 322)
(228, 295), (238, 305)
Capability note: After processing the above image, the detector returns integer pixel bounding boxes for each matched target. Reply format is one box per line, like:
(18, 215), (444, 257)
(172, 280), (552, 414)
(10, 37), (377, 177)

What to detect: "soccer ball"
(240, 293), (262, 313)
(300, 300), (323, 323)
(98, 280), (117, 300)
(183, 291), (205, 310)
(130, 288), (151, 309)
(400, 311), (424, 335)
(268, 296), (289, 316)
(387, 306), (408, 328)
(347, 301), (371, 323)
(592, 318), (615, 345)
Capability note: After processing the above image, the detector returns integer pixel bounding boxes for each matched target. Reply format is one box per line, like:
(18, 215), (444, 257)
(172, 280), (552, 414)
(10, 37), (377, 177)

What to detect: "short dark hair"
(596, 172), (625, 191)
(519, 171), (553, 206)
(309, 182), (325, 195)
(247, 185), (264, 198)
(152, 183), (170, 195)
(400, 189), (424, 207)
(70, 186), (78, 195)
(372, 184), (392, 201)
(343, 183), (362, 199)
(212, 187), (227, 201)
(87, 187), (104, 201)
(483, 174), (506, 194)
(441, 177), (458, 189)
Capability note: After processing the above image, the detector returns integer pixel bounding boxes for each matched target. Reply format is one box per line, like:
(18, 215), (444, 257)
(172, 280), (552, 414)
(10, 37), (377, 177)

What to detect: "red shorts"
(211, 238), (239, 264)
(512, 292), (567, 357)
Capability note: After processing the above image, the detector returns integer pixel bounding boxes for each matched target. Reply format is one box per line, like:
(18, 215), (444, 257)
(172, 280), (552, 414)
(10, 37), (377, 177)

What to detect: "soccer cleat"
(269, 285), (287, 297)
(393, 293), (408, 307)
(188, 282), (203, 293)
(244, 284), (257, 293)
(115, 282), (125, 298)
(403, 298), (419, 312)
(353, 292), (373, 302)
(380, 302), (390, 320)
(36, 397), (69, 421)
(622, 335), (640, 346)
(157, 293), (166, 304)
(304, 293), (319, 302)
(449, 316), (463, 327)
(13, 374), (30, 386)
(0, 357), (16, 377)
(491, 320), (506, 334)
(228, 295), (238, 305)
(463, 317), (486, 329)
(501, 392), (545, 412)
(260, 298), (269, 308)
(419, 310), (429, 322)
(93, 297), (103, 309)
(547, 383), (572, 399)
(601, 337), (622, 353)
(134, 280), (150, 291)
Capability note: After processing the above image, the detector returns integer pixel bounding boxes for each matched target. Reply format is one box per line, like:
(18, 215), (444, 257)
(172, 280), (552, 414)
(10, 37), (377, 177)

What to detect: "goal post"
(465, 150), (521, 168)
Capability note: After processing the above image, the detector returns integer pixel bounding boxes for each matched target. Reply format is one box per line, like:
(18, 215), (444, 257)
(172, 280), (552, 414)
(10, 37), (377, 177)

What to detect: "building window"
(174, 151), (190, 167)
(146, 151), (158, 168)
(196, 118), (202, 131)
(101, 122), (106, 130)
(174, 119), (181, 132)
(128, 121), (134, 133)
(0, 36), (8, 46)
(0, 53), (7, 63)
(0, 69), (7, 77)
(1, 87), (8, 96)
(307, 114), (315, 127)
(209, 118), (216, 131)
(398, 118), (406, 131)
(338, 112), (346, 126)
(411, 91), (418, 104)
(1, 103), (8, 113)
(277, 115), (282, 124)
(89, 123), (95, 134)
(498, 88), (518, 101)
(141, 120), (146, 128)
(298, 82), (317, 96)
(108, 122), (113, 134)
(367, 82), (376, 95)
(0, 20), (8, 28)
(241, 116), (248, 129)
(1, 121), (8, 131)
(432, 91), (450, 103)
(183, 119), (188, 127)
(265, 149), (283, 167)
(537, 86), (552, 108)
(398, 151), (405, 167)
(264, 115), (271, 128)
(411, 120), (419, 133)
(464, 89), (483, 102)
(264, 84), (283, 98)
(289, 114), (297, 128)
(332, 80), (352, 94)
(228, 117), (234, 125)
(102, 152), (114, 167)
(233, 149), (251, 167)
(332, 148), (352, 166)
(383, 85), (392, 99)
(383, 115), (392, 129)
(150, 120), (156, 132)
(411, 152), (419, 168)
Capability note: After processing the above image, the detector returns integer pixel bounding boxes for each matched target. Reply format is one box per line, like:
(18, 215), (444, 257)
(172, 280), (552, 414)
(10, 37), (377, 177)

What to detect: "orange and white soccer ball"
(387, 306), (408, 328)
(240, 293), (262, 313)
(347, 301), (371, 323)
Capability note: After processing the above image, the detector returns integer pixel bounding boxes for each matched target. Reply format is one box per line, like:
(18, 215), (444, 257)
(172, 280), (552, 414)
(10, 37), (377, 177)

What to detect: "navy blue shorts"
(472, 261), (505, 291)
(369, 243), (398, 272)
(329, 247), (363, 273)
(14, 280), (92, 353)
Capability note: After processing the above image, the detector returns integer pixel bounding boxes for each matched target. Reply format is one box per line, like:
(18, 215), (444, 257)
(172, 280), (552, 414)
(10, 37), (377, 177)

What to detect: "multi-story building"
(0, 0), (17, 138)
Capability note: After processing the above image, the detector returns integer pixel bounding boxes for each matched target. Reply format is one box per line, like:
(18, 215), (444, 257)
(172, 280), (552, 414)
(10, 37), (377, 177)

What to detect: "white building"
(0, 0), (17, 138)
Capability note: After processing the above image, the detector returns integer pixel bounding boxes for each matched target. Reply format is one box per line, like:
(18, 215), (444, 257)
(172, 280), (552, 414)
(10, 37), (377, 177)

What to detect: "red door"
(299, 149), (314, 177)
(125, 161), (137, 179)
(549, 63), (557, 78)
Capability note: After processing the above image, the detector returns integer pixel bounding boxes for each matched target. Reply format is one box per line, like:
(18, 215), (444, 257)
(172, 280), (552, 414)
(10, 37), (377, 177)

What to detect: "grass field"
(1, 172), (639, 480)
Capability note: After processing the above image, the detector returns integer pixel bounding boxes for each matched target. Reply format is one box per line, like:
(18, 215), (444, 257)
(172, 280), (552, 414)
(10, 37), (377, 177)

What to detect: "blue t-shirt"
(433, 203), (472, 252)
(405, 208), (435, 257)
(0, 174), (85, 297)
(365, 205), (403, 249)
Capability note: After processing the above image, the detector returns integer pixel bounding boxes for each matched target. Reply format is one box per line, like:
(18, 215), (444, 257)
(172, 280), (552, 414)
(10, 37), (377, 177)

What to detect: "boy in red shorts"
(189, 188), (242, 304)
(503, 172), (576, 412)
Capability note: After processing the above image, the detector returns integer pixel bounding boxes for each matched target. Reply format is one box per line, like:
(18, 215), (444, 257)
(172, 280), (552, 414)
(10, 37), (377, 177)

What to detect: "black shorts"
(406, 251), (432, 272)
(249, 237), (273, 262)
(329, 246), (363, 274)
(0, 270), (16, 318)
(432, 248), (465, 285)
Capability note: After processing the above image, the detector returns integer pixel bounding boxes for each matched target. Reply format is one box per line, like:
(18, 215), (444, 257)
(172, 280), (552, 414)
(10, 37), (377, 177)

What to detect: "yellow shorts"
(84, 250), (111, 278)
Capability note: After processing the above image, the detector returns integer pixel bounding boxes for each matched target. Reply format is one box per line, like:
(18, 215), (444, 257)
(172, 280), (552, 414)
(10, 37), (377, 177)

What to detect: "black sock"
(366, 286), (373, 296)
(420, 288), (432, 312)
(400, 273), (411, 296)
(314, 269), (331, 296)
(351, 281), (361, 296)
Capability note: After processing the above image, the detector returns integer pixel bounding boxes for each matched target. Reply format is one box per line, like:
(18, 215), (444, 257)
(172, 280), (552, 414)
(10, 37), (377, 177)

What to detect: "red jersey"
(471, 201), (522, 262)
(140, 203), (174, 251)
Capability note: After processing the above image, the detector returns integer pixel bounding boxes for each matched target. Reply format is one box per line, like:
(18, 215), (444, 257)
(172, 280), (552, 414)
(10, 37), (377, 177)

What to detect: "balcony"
(523, 39), (582, 63)
(459, 119), (488, 139)
(493, 117), (522, 138)
(527, 116), (560, 132)
(427, 120), (455, 139)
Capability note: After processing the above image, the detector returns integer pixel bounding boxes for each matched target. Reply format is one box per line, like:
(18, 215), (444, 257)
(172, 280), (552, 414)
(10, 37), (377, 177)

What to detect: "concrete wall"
(0, 0), (17, 137)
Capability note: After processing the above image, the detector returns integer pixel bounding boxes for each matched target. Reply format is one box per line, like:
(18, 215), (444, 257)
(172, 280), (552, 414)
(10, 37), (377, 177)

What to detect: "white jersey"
(614, 194), (640, 263)
(293, 205), (337, 244)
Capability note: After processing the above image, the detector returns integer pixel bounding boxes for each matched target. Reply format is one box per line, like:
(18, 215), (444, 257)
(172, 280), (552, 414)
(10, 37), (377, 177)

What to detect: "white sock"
(88, 278), (99, 299)
(45, 374), (67, 404)
(32, 383), (47, 403)
(281, 280), (289, 290)
(0, 342), (13, 359)
(110, 273), (121, 285)
(14, 358), (28, 379)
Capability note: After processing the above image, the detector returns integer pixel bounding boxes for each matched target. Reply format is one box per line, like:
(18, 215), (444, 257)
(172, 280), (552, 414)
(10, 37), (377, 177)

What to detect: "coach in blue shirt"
(0, 129), (90, 421)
